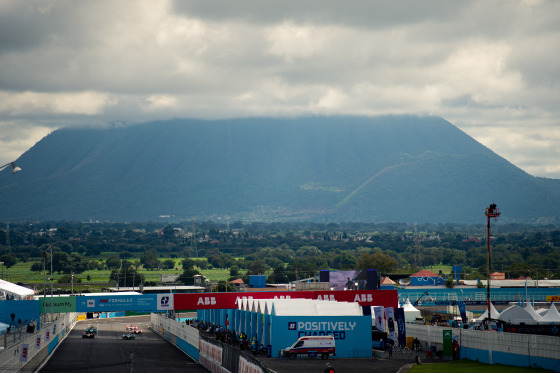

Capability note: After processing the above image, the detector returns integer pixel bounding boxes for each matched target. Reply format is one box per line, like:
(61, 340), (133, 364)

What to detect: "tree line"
(0, 220), (558, 288)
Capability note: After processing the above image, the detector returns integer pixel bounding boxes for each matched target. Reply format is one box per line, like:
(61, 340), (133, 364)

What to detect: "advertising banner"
(458, 301), (468, 324)
(20, 344), (29, 362)
(76, 294), (157, 312)
(272, 315), (371, 358)
(443, 329), (453, 359)
(313, 290), (398, 307)
(385, 307), (395, 343)
(373, 306), (384, 331)
(173, 290), (398, 310)
(156, 294), (174, 310)
(45, 329), (50, 341)
(36, 336), (41, 349)
(238, 356), (263, 373)
(394, 307), (406, 347)
(38, 296), (76, 313)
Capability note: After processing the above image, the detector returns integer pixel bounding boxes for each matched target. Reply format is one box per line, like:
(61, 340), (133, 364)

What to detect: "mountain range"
(1, 115), (559, 224)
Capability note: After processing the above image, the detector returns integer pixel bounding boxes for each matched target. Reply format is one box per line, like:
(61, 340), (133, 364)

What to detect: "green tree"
(140, 249), (161, 270)
(246, 260), (269, 275)
(162, 259), (175, 270)
(356, 252), (398, 274)
(333, 252), (356, 270)
(106, 256), (121, 270)
(216, 280), (237, 292)
(178, 268), (200, 285)
(0, 254), (17, 269)
(30, 262), (44, 273)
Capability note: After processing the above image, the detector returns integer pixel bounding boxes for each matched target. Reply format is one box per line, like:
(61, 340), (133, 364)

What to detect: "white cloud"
(0, 0), (559, 178)
(0, 91), (117, 116)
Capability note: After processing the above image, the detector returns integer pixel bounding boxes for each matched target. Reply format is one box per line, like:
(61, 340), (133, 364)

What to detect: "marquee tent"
(475, 302), (501, 322)
(402, 298), (422, 322)
(539, 303), (560, 323)
(523, 302), (542, 322)
(499, 305), (537, 325)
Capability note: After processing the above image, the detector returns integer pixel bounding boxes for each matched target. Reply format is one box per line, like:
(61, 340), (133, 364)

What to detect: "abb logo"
(316, 293), (374, 302)
(354, 294), (373, 302)
(197, 297), (216, 305)
(100, 299), (108, 303)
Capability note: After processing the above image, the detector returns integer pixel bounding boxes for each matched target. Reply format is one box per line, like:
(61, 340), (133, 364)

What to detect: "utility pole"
(50, 245), (53, 323)
(42, 252), (46, 326)
(485, 203), (500, 330)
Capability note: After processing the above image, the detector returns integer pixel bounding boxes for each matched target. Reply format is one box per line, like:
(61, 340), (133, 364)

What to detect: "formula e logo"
(160, 296), (169, 307)
(87, 300), (95, 308)
(288, 322), (297, 330)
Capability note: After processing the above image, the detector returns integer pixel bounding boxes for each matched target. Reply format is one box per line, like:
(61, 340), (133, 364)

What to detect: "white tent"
(499, 305), (537, 324)
(536, 308), (548, 317)
(0, 279), (34, 300)
(539, 303), (560, 324)
(475, 302), (501, 322)
(523, 302), (542, 322)
(402, 298), (422, 322)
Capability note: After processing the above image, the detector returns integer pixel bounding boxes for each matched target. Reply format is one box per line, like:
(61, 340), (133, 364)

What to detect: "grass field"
(408, 359), (553, 373)
(3, 257), (242, 292)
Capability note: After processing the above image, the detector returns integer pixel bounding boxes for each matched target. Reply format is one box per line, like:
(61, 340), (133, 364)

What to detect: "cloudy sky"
(1, 0), (559, 178)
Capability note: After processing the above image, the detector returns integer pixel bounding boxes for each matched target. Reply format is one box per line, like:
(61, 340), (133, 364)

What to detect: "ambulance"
(282, 335), (336, 359)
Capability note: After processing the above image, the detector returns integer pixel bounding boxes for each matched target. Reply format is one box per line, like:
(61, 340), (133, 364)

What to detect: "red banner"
(173, 290), (397, 310)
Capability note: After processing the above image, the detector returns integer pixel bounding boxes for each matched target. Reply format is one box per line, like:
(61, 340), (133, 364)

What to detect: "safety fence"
(151, 313), (267, 373)
(398, 288), (560, 305)
(0, 313), (78, 373)
(405, 323), (560, 372)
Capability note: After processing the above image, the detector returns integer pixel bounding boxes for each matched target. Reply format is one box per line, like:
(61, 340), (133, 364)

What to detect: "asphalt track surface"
(39, 314), (439, 373)
(254, 347), (432, 373)
(39, 315), (207, 373)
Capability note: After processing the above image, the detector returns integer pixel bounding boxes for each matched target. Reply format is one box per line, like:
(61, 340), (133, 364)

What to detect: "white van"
(282, 335), (335, 359)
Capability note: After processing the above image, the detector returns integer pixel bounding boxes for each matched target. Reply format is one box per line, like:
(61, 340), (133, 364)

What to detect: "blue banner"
(76, 294), (157, 312)
(458, 301), (467, 324)
(394, 307), (406, 348)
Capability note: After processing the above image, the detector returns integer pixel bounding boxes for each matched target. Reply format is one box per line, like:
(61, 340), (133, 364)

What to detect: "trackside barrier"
(406, 324), (560, 372)
(151, 313), (266, 373)
(151, 313), (199, 362)
(0, 313), (79, 373)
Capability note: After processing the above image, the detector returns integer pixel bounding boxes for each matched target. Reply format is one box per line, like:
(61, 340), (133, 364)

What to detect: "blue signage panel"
(76, 294), (158, 312)
(271, 315), (371, 358)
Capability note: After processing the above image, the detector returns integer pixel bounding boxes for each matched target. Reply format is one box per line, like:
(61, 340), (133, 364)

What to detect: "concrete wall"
(406, 323), (560, 372)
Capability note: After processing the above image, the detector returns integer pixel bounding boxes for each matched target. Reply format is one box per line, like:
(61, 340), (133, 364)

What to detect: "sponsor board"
(157, 294), (174, 310)
(76, 295), (157, 312)
(174, 290), (398, 310)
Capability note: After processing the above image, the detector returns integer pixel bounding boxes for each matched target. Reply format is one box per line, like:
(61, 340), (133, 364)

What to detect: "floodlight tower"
(485, 203), (500, 330)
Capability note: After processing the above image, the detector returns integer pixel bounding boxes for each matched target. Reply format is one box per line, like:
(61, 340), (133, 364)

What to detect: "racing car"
(82, 331), (95, 339)
(122, 333), (135, 340)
